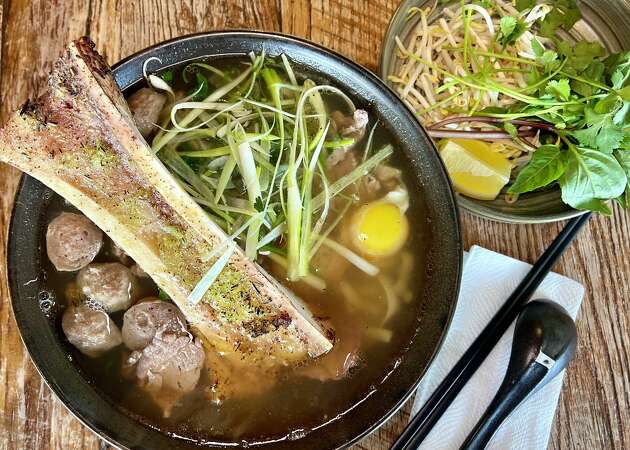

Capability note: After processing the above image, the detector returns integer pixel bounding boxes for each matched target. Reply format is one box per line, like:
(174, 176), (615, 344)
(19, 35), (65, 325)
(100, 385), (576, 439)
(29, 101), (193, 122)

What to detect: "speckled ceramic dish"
(380, 0), (630, 223)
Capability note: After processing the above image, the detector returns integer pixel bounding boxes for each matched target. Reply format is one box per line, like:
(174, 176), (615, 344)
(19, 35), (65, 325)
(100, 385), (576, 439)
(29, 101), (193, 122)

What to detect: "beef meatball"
(46, 212), (103, 271)
(122, 299), (187, 350)
(77, 263), (139, 312)
(127, 87), (167, 138)
(62, 304), (122, 357)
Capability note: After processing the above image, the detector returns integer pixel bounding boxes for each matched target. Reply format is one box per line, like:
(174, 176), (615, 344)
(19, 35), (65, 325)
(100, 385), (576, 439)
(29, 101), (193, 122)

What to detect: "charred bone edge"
(0, 36), (333, 359)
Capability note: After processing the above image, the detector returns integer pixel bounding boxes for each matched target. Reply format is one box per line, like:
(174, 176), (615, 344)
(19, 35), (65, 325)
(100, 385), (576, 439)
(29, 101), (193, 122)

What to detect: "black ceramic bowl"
(8, 32), (462, 449)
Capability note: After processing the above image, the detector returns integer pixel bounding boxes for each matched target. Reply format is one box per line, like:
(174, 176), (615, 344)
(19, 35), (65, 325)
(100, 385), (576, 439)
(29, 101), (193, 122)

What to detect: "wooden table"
(0, 1), (628, 448)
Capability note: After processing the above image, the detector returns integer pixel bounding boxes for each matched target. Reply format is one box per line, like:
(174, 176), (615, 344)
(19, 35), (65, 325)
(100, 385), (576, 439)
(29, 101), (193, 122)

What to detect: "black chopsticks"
(391, 212), (592, 450)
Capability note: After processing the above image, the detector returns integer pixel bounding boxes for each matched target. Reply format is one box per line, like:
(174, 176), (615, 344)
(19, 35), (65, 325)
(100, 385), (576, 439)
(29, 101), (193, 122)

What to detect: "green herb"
(190, 72), (209, 101)
(606, 51), (630, 89)
(415, 0), (630, 213)
(539, 0), (581, 38)
(567, 41), (606, 72)
(572, 105), (625, 153)
(158, 288), (171, 300)
(531, 38), (545, 57)
(545, 79), (571, 101)
(514, 0), (581, 36)
(539, 50), (560, 74)
(324, 137), (355, 149)
(559, 145), (627, 214)
(515, 0), (536, 11)
(161, 70), (173, 83)
(509, 145), (567, 193)
(498, 16), (527, 47)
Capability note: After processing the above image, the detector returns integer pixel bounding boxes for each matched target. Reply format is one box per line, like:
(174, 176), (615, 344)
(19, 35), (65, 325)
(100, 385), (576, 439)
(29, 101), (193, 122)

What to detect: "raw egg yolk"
(350, 202), (409, 257)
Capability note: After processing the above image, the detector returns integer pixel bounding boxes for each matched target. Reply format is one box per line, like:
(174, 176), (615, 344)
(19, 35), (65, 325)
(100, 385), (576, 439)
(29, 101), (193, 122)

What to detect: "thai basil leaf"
(559, 146), (627, 213)
(570, 198), (612, 214)
(616, 150), (630, 179)
(508, 145), (567, 194)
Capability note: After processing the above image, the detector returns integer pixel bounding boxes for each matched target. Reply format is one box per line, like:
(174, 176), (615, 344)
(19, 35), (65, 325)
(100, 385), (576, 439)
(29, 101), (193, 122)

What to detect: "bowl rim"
(8, 30), (462, 449)
(377, 0), (591, 224)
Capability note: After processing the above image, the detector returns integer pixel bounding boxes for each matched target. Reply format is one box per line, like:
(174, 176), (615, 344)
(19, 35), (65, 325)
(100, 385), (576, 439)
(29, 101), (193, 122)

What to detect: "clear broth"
(43, 57), (431, 444)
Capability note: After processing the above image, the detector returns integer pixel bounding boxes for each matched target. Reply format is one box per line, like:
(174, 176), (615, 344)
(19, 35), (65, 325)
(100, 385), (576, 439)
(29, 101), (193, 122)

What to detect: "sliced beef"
(46, 212), (103, 272)
(134, 333), (205, 393)
(327, 146), (358, 182)
(127, 87), (166, 139)
(359, 173), (383, 200)
(374, 165), (402, 189)
(62, 304), (122, 357)
(301, 325), (361, 381)
(77, 263), (139, 312)
(331, 109), (369, 140)
(326, 109), (370, 183)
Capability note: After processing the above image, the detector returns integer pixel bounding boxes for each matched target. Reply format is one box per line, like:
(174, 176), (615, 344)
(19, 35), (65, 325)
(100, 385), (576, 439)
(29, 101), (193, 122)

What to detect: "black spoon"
(460, 300), (578, 450)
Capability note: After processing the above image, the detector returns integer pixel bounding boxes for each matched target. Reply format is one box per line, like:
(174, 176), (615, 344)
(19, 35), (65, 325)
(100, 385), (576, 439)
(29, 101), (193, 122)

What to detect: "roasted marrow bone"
(0, 37), (333, 368)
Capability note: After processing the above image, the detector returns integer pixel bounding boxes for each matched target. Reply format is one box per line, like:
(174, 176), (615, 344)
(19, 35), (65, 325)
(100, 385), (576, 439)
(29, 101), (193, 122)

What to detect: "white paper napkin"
(411, 245), (585, 450)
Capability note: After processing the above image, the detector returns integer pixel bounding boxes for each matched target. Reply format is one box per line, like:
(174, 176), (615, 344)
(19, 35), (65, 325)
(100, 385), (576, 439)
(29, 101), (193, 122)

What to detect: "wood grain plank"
(310, 0), (399, 71)
(0, 0), (629, 449)
(281, 0), (311, 37)
(87, 0), (282, 65)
